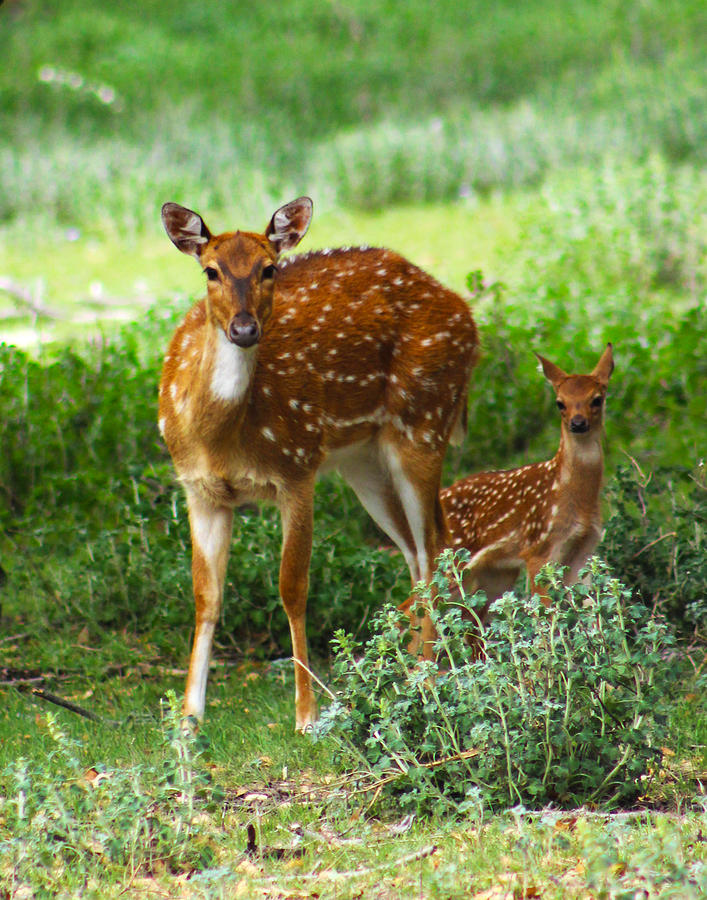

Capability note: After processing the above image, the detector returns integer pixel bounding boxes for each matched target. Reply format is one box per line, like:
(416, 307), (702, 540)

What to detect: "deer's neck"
(167, 320), (257, 441)
(555, 428), (604, 500)
(204, 325), (258, 407)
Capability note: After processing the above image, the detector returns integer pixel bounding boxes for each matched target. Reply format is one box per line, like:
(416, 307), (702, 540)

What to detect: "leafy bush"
(600, 462), (707, 632)
(0, 693), (221, 897)
(316, 553), (674, 814)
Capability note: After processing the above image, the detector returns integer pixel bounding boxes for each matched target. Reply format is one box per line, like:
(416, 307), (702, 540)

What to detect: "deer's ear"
(265, 197), (313, 255)
(535, 352), (567, 389)
(592, 343), (614, 386)
(161, 203), (212, 259)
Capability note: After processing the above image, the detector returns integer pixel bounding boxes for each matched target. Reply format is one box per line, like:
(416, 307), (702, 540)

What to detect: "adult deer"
(158, 197), (478, 730)
(440, 344), (614, 609)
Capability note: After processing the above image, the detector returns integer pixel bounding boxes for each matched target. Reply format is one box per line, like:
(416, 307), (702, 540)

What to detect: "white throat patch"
(209, 329), (256, 403)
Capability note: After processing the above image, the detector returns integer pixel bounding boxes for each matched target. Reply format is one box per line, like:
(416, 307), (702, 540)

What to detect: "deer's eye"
(204, 267), (219, 281)
(261, 264), (277, 281)
(556, 400), (566, 411)
(591, 396), (603, 407)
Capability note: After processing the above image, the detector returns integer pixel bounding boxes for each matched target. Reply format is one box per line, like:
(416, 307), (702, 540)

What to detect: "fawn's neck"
(555, 427), (604, 500)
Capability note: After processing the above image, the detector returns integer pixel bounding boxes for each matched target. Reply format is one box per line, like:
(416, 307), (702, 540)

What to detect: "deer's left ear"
(535, 352), (567, 390)
(266, 197), (313, 255)
(592, 343), (614, 386)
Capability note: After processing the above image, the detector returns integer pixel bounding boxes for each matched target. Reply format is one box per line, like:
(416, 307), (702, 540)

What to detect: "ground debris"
(224, 774), (350, 813)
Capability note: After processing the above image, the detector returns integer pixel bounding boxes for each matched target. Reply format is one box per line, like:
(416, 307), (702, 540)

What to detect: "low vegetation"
(318, 556), (676, 813)
(1, 0), (706, 235)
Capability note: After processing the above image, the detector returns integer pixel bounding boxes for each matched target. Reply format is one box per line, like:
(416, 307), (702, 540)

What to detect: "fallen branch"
(29, 687), (102, 722)
(272, 843), (438, 882)
(349, 746), (481, 798)
(0, 276), (59, 319)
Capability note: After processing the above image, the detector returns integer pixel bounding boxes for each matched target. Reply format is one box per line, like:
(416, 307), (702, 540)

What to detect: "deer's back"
(442, 460), (559, 556)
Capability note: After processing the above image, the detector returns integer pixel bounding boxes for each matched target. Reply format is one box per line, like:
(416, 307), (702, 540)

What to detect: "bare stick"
(30, 688), (102, 722)
(0, 277), (59, 319)
(272, 844), (438, 882)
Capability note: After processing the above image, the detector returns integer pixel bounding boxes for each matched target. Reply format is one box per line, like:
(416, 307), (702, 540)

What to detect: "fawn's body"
(441, 345), (614, 606)
(159, 198), (478, 729)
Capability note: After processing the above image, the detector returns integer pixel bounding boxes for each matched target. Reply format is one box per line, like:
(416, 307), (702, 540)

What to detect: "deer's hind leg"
(378, 432), (450, 657)
(336, 440), (421, 581)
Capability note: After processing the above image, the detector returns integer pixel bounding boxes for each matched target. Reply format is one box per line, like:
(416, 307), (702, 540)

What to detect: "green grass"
(2, 641), (706, 898)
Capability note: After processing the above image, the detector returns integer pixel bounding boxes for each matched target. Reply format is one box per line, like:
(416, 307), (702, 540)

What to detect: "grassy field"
(1, 0), (707, 897)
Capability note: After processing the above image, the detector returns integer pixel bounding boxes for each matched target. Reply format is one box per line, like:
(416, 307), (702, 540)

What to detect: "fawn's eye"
(204, 267), (219, 281)
(556, 400), (566, 411)
(261, 264), (277, 281)
(591, 396), (603, 407)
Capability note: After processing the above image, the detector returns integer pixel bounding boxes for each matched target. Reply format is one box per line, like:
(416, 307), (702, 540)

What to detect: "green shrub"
(216, 480), (406, 658)
(316, 553), (674, 814)
(0, 693), (221, 897)
(600, 462), (707, 632)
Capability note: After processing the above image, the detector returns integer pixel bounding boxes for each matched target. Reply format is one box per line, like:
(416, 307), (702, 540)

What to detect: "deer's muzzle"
(228, 313), (260, 348)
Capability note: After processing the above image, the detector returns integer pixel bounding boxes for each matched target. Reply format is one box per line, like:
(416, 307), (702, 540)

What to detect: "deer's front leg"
(184, 489), (234, 721)
(279, 484), (316, 732)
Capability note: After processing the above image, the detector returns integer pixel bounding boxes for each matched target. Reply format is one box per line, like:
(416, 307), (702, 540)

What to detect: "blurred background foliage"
(1, 0), (705, 230)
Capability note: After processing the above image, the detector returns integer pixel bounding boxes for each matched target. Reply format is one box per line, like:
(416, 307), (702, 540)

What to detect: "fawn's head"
(161, 197), (313, 348)
(536, 344), (614, 437)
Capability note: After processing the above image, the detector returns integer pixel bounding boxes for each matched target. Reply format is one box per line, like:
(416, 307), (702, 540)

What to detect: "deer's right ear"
(266, 197), (313, 255)
(161, 203), (212, 259)
(592, 343), (615, 386)
(536, 353), (567, 389)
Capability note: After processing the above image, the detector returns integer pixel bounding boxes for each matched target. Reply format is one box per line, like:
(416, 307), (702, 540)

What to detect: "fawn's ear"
(592, 343), (614, 386)
(536, 353), (568, 390)
(265, 197), (313, 255)
(162, 203), (212, 259)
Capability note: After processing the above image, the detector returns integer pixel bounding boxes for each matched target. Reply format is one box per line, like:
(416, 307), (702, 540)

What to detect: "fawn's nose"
(569, 415), (589, 433)
(228, 313), (260, 348)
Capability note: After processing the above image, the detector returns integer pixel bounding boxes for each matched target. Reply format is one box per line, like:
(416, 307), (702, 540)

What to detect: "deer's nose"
(228, 313), (260, 348)
(569, 415), (589, 433)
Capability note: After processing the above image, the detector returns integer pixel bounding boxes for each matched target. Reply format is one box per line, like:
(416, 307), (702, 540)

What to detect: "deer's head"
(536, 344), (614, 436)
(161, 197), (313, 348)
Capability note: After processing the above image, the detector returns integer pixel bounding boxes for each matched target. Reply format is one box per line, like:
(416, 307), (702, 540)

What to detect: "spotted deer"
(440, 344), (614, 609)
(158, 197), (478, 730)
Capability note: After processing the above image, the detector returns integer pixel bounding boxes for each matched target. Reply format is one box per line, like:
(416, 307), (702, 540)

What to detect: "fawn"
(158, 197), (478, 730)
(440, 344), (614, 609)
